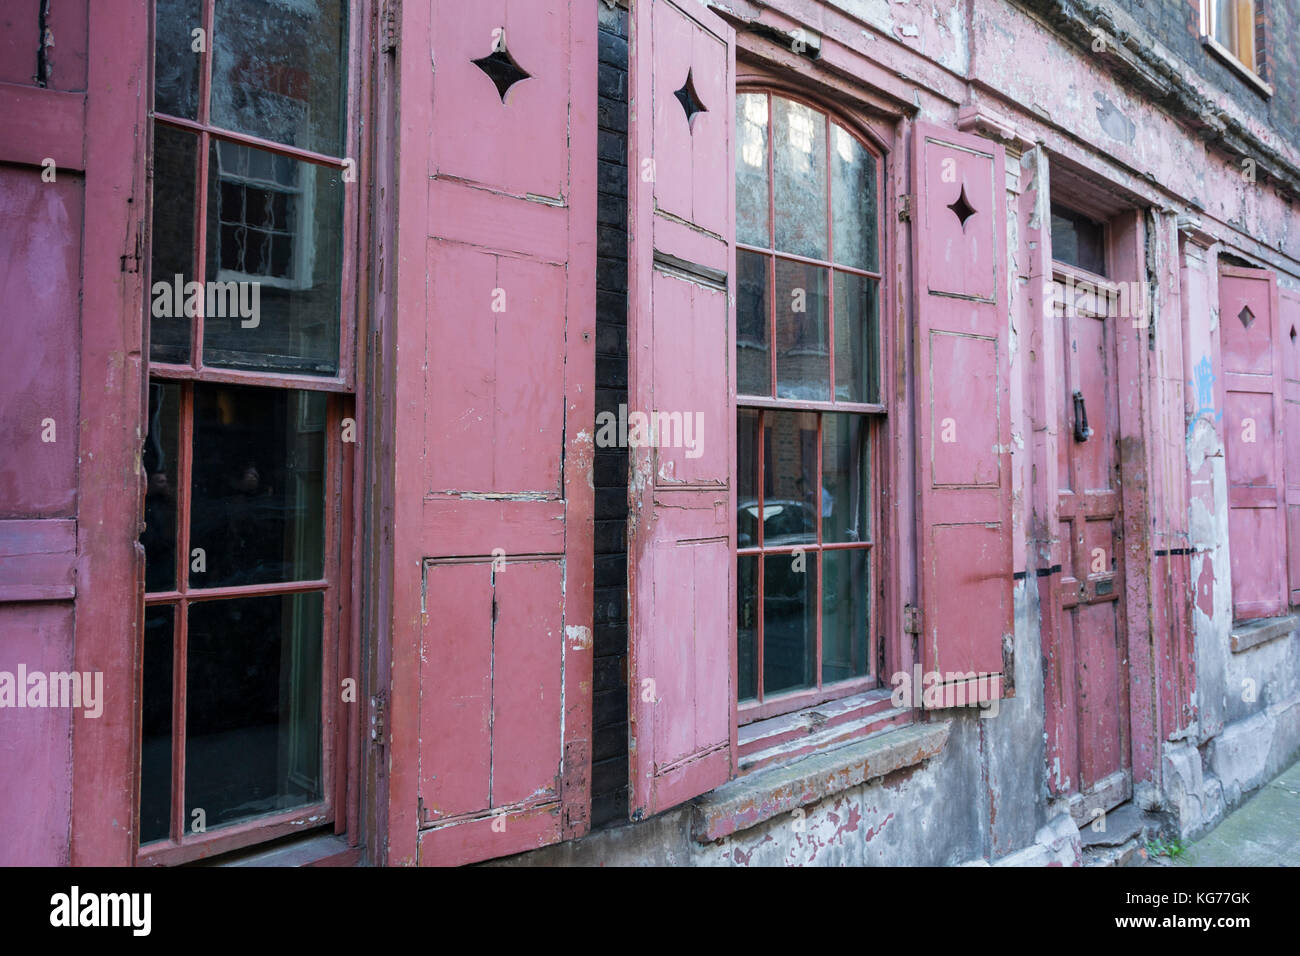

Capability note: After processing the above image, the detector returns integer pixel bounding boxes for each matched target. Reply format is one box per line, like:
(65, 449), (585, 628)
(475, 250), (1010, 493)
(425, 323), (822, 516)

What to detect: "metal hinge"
(370, 691), (386, 745)
(120, 230), (141, 273)
(898, 194), (913, 222)
(380, 0), (399, 54)
(903, 603), (921, 635)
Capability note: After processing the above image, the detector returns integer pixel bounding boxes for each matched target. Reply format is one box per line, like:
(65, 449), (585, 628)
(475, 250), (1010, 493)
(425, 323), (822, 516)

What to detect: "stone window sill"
(1230, 614), (1297, 653)
(692, 719), (951, 842)
(1201, 36), (1273, 98)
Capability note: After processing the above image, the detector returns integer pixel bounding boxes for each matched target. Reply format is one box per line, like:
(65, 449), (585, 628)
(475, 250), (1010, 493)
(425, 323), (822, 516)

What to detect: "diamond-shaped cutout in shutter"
(673, 68), (707, 128)
(1238, 304), (1257, 330)
(472, 37), (531, 102)
(948, 183), (977, 230)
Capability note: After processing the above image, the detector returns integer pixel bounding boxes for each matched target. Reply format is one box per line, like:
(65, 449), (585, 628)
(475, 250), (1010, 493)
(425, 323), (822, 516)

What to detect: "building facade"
(1, 0), (1299, 866)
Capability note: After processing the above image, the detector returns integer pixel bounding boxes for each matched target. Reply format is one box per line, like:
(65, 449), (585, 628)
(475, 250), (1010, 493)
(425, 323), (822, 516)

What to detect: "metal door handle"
(1072, 390), (1093, 442)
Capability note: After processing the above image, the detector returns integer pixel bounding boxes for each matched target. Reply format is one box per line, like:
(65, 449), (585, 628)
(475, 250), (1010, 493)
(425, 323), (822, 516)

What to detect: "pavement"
(1158, 759), (1300, 866)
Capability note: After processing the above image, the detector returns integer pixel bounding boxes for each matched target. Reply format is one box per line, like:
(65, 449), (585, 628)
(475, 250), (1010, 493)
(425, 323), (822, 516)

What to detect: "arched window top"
(735, 90), (881, 274)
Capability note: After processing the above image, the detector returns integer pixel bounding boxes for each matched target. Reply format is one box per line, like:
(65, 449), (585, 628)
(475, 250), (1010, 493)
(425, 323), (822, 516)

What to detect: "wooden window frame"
(734, 87), (887, 725)
(138, 0), (367, 866)
(1200, 0), (1273, 96)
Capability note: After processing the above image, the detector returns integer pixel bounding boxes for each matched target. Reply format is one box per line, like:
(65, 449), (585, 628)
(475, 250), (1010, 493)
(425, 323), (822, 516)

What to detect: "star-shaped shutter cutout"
(472, 41), (531, 102)
(947, 184), (977, 230)
(674, 68), (707, 128)
(1238, 304), (1257, 330)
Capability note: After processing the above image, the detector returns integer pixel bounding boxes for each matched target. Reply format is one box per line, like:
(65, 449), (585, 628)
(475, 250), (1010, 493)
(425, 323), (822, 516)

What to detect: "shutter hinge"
(898, 194), (914, 222)
(380, 0), (399, 54)
(903, 603), (921, 635)
(370, 691), (386, 746)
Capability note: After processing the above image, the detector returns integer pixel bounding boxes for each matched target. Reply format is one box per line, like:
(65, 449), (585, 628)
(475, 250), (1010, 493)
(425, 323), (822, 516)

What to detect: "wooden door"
(1045, 269), (1131, 824)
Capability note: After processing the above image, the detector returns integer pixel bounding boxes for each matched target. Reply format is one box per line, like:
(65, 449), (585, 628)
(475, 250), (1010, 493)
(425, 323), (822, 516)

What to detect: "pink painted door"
(626, 0), (736, 818)
(384, 0), (596, 865)
(911, 123), (1013, 705)
(0, 2), (148, 865)
(1044, 269), (1131, 822)
(1281, 288), (1300, 606)
(1219, 266), (1287, 620)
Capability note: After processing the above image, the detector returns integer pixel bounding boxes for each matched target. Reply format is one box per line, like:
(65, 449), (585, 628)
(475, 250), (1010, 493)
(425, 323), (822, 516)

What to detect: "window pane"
(737, 408), (760, 548)
(149, 126), (198, 364)
(1214, 0), (1237, 48)
(1050, 204), (1106, 276)
(210, 0), (349, 156)
(189, 384), (326, 588)
(833, 272), (879, 404)
(772, 97), (827, 260)
(738, 555), (758, 702)
(185, 591), (324, 831)
(822, 549), (868, 683)
(822, 413), (870, 544)
(204, 140), (344, 375)
(142, 381), (182, 592)
(736, 93), (770, 247)
(831, 124), (877, 271)
(763, 552), (816, 695)
(736, 251), (771, 396)
(775, 259), (829, 400)
(763, 410), (817, 545)
(139, 604), (175, 845)
(154, 0), (202, 119)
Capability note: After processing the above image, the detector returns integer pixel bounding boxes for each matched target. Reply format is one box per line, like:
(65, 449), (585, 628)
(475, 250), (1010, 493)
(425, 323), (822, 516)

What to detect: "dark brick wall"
(1105, 0), (1300, 149)
(592, 0), (629, 829)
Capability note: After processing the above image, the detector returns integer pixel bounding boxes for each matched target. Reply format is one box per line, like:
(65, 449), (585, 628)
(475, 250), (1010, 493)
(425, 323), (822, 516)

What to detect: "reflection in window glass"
(1050, 204), (1106, 276)
(822, 549), (868, 683)
(189, 383), (326, 588)
(773, 97), (827, 260)
(774, 259), (829, 401)
(185, 591), (324, 831)
(211, 0), (349, 156)
(149, 126), (198, 365)
(831, 124), (878, 272)
(204, 141), (344, 375)
(154, 0), (202, 120)
(763, 552), (816, 695)
(139, 605), (175, 845)
(822, 414), (869, 544)
(736, 251), (771, 396)
(763, 411), (817, 546)
(738, 556), (758, 702)
(736, 93), (770, 248)
(142, 382), (182, 592)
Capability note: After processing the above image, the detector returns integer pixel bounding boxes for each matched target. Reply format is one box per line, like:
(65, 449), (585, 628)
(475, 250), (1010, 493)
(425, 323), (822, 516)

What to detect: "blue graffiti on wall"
(1187, 354), (1222, 439)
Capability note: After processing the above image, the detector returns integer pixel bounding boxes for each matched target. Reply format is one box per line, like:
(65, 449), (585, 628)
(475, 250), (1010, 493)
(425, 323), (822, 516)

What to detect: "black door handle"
(1073, 390), (1093, 442)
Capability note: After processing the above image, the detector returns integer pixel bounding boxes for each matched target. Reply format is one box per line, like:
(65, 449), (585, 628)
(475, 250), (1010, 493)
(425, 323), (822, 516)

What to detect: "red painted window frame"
(137, 0), (367, 866)
(734, 85), (888, 725)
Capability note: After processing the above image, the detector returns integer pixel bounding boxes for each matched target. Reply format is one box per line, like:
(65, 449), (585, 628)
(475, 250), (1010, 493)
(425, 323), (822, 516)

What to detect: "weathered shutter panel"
(1219, 267), (1287, 620)
(1281, 289), (1300, 607)
(392, 0), (596, 865)
(911, 122), (1014, 704)
(626, 0), (736, 818)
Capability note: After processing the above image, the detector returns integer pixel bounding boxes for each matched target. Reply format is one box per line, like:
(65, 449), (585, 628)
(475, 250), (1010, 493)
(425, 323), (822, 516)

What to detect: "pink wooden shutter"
(911, 122), (1014, 704)
(626, 0), (736, 818)
(388, 0), (596, 865)
(1219, 266), (1287, 620)
(1282, 289), (1300, 607)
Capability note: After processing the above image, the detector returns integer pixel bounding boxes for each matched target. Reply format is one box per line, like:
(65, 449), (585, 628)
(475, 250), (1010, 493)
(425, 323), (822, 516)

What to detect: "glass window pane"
(149, 126), (198, 365)
(142, 381), (182, 592)
(736, 251), (771, 397)
(822, 548), (868, 683)
(833, 272), (879, 404)
(139, 604), (175, 845)
(210, 0), (349, 156)
(154, 0), (202, 119)
(738, 555), (758, 702)
(185, 591), (324, 831)
(831, 124), (877, 271)
(763, 552), (816, 695)
(737, 409), (760, 548)
(1050, 204), (1106, 276)
(189, 384), (326, 588)
(736, 93), (770, 248)
(204, 140), (344, 375)
(772, 97), (827, 260)
(775, 259), (829, 401)
(763, 410), (817, 546)
(822, 413), (870, 544)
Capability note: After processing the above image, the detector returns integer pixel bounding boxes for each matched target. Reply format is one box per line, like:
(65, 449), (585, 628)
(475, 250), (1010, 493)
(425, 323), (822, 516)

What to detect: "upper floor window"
(1201, 0), (1271, 92)
(734, 90), (883, 719)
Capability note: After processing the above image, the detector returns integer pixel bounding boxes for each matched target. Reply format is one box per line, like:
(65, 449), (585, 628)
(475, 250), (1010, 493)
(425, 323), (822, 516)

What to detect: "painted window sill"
(1230, 613), (1297, 653)
(203, 831), (361, 867)
(1200, 36), (1273, 98)
(692, 719), (951, 842)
